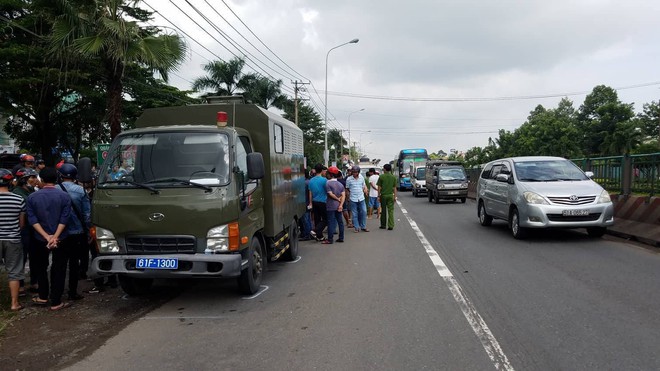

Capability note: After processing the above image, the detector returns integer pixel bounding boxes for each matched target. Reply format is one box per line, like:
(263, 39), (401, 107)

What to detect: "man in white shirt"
(368, 168), (380, 219)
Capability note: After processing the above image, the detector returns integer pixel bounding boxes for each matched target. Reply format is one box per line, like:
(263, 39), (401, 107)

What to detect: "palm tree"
(601, 121), (643, 155)
(239, 74), (288, 109)
(48, 0), (187, 139)
(192, 57), (246, 97)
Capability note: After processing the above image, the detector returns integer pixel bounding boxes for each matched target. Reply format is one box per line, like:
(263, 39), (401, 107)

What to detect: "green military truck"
(87, 103), (305, 295)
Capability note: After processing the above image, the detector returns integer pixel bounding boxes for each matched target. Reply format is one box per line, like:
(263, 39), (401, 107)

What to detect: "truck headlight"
(206, 225), (229, 253)
(95, 226), (120, 253)
(597, 190), (612, 204)
(523, 191), (549, 205)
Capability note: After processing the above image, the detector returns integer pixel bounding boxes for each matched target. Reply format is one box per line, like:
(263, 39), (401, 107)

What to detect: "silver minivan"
(476, 156), (614, 239)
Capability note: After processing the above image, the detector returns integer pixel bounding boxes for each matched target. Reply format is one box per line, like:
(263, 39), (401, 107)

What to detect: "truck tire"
(283, 221), (299, 261)
(238, 238), (264, 295)
(118, 276), (153, 296)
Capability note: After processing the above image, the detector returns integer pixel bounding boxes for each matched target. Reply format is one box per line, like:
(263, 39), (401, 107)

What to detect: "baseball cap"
(328, 166), (340, 175)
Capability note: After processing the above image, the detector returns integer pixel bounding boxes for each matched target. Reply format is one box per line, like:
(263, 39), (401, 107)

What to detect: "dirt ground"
(0, 279), (182, 370)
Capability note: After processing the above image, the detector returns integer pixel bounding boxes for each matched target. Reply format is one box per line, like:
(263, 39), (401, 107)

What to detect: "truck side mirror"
(247, 153), (265, 179)
(77, 157), (93, 183)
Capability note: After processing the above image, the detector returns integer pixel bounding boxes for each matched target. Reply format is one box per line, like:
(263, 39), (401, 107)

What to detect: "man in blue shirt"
(59, 163), (91, 301)
(27, 167), (72, 311)
(308, 163), (328, 241)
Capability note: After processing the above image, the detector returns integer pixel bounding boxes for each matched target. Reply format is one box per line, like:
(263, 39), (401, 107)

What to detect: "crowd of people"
(302, 162), (398, 245)
(0, 154), (112, 312)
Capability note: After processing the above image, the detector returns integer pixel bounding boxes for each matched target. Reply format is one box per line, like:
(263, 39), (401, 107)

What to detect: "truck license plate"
(562, 209), (589, 216)
(135, 258), (178, 269)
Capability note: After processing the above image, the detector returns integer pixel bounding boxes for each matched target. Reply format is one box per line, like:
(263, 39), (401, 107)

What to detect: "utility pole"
(292, 81), (309, 126)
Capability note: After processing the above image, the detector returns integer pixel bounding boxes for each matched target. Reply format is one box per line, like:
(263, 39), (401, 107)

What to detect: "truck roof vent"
(205, 95), (245, 104)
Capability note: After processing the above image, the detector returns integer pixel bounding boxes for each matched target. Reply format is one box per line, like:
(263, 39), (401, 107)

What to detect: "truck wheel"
(118, 276), (153, 296)
(510, 208), (528, 239)
(478, 201), (493, 226)
(238, 238), (264, 295)
(283, 221), (299, 261)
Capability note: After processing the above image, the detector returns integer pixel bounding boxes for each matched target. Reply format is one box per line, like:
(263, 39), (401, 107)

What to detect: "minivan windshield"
(415, 167), (426, 179)
(514, 160), (589, 182)
(98, 132), (230, 188)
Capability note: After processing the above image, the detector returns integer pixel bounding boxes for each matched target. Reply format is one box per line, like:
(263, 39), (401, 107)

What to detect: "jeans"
(326, 210), (344, 243)
(350, 199), (367, 230)
(300, 210), (312, 238)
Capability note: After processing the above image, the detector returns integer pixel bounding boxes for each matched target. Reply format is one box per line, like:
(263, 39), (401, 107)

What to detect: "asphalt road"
(68, 194), (660, 370)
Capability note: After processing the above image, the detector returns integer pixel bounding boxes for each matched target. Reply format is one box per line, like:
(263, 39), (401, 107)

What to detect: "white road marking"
(142, 316), (228, 320)
(286, 256), (302, 264)
(397, 200), (515, 371)
(242, 285), (269, 300)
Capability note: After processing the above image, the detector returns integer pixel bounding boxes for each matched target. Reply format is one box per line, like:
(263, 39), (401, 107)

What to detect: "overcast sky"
(149, 0), (660, 163)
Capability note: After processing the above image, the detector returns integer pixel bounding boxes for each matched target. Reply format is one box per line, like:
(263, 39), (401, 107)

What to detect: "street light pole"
(325, 38), (359, 166)
(348, 108), (364, 163)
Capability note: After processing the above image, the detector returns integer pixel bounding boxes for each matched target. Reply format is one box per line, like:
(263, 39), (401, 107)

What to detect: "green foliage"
(192, 57), (246, 96)
(239, 74), (288, 110)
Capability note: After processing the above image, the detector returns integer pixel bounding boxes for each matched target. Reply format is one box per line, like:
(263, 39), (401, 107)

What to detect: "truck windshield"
(97, 132), (230, 188)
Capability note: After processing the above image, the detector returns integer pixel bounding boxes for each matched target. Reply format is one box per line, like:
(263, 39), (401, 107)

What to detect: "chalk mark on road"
(286, 256), (302, 264)
(398, 201), (515, 371)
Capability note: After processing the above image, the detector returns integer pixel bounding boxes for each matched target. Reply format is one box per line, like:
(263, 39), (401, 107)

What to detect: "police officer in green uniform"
(376, 163), (397, 230)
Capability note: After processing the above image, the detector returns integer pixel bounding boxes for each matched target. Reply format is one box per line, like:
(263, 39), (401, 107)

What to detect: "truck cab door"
(236, 136), (263, 244)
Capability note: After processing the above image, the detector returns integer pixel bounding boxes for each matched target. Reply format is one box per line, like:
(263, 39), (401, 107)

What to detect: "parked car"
(425, 160), (468, 203)
(476, 156), (614, 239)
(411, 166), (427, 197)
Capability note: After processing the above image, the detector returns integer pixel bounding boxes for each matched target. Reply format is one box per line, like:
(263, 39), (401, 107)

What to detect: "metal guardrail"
(572, 153), (660, 197)
(464, 153), (660, 197)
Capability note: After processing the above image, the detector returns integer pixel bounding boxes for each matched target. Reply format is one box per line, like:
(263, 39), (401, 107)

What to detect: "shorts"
(1, 240), (25, 281)
(369, 196), (380, 208)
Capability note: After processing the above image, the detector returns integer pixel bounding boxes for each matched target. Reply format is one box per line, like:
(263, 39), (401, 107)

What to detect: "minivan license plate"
(562, 209), (589, 216)
(135, 258), (178, 270)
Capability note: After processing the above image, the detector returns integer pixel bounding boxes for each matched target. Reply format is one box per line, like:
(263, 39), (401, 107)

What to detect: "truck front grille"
(125, 236), (196, 254)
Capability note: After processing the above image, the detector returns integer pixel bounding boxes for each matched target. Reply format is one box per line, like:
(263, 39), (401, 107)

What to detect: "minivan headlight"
(523, 191), (549, 205)
(94, 226), (120, 253)
(437, 184), (445, 189)
(597, 190), (612, 204)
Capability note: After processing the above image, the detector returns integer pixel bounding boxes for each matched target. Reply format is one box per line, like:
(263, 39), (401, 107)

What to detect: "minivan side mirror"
(246, 152), (265, 179)
(585, 171), (594, 178)
(495, 173), (509, 183)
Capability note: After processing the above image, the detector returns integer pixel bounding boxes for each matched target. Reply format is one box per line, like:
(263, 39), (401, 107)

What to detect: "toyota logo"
(149, 213), (165, 222)
(569, 195), (579, 201)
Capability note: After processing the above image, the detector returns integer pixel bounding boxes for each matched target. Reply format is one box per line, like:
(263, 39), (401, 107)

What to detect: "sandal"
(31, 297), (48, 306)
(49, 302), (71, 311)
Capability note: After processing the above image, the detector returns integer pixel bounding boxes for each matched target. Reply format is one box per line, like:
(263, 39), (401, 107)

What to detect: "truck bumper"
(90, 253), (244, 278)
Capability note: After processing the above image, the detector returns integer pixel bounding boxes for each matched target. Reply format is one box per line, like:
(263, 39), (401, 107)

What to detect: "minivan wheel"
(461, 198), (466, 203)
(434, 191), (440, 204)
(510, 208), (528, 239)
(478, 201), (492, 226)
(428, 191), (433, 203)
(586, 227), (606, 238)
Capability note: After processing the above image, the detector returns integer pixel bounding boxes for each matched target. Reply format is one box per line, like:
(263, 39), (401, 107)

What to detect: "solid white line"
(397, 200), (515, 371)
(142, 316), (228, 320)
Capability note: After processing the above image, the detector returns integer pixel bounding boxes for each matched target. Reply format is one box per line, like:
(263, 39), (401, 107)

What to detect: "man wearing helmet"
(0, 168), (27, 311)
(58, 163), (91, 301)
(13, 168), (39, 292)
(12, 154), (35, 176)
